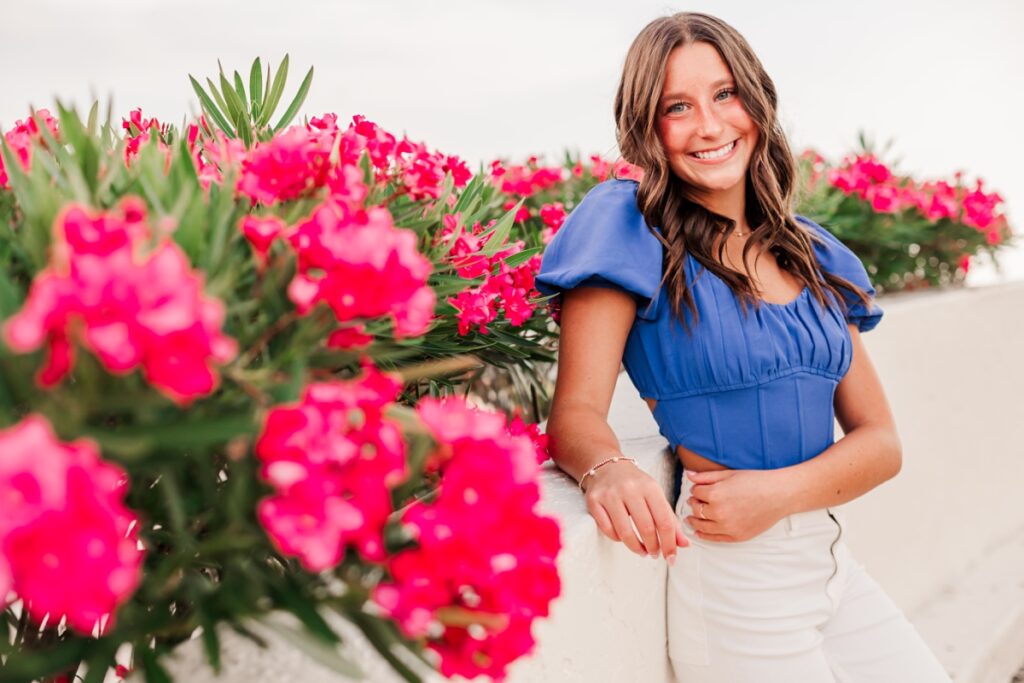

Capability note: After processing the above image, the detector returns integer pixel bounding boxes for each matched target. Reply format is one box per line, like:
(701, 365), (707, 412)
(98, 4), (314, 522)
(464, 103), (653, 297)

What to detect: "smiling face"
(656, 41), (759, 214)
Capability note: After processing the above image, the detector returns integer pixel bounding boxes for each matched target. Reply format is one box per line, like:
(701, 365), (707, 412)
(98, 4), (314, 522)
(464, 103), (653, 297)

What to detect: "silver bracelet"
(578, 455), (639, 493)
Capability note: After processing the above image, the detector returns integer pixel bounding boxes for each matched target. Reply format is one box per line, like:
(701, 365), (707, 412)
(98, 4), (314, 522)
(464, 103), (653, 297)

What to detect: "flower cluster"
(537, 201), (567, 244)
(569, 154), (645, 183)
(436, 211), (543, 336)
(230, 112), (470, 209)
(0, 414), (144, 635)
(122, 108), (171, 165)
(826, 153), (1010, 245)
(0, 109), (60, 188)
(254, 359), (409, 570)
(1, 197), (237, 404)
(284, 199), (437, 342)
(371, 395), (561, 682)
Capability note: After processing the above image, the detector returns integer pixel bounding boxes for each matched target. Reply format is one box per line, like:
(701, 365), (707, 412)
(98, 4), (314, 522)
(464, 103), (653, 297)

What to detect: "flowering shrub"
(797, 137), (1014, 291)
(0, 56), (575, 683)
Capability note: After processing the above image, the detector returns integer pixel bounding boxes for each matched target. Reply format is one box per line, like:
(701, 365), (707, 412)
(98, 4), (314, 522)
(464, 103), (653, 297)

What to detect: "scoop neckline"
(689, 253), (811, 309)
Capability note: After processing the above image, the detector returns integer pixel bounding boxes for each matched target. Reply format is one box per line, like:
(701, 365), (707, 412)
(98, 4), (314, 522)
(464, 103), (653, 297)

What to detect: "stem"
(390, 354), (484, 383)
(237, 310), (299, 367)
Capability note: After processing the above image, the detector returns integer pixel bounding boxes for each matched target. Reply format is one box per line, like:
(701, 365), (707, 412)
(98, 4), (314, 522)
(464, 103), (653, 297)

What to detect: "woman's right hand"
(583, 460), (690, 564)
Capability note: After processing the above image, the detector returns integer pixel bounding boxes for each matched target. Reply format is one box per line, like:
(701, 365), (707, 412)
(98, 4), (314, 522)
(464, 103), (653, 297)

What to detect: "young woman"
(535, 12), (953, 683)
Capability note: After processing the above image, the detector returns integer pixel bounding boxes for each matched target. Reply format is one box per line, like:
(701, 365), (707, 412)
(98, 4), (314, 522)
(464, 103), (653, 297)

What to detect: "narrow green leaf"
(139, 647), (172, 683)
(200, 617), (222, 674)
(219, 73), (244, 126)
(503, 245), (542, 268)
(235, 108), (252, 149)
(249, 57), (263, 111)
(188, 75), (233, 134)
(259, 62), (273, 122)
(259, 54), (290, 128)
(478, 197), (523, 256)
(232, 70), (250, 118)
(85, 100), (99, 136)
(204, 76), (231, 119)
(271, 65), (314, 132)
(82, 645), (116, 683)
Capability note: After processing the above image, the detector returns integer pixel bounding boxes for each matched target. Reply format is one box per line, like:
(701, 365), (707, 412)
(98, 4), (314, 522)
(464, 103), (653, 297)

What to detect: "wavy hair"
(612, 11), (873, 334)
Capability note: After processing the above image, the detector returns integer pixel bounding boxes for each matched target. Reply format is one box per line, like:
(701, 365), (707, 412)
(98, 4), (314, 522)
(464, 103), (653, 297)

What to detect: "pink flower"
(506, 411), (552, 465)
(393, 138), (472, 201)
(239, 214), (288, 268)
(961, 179), (1005, 231)
(448, 288), (500, 335)
(1, 109), (60, 188)
(495, 162), (564, 197)
(865, 183), (903, 214)
(911, 180), (960, 222)
(326, 324), (374, 349)
(122, 108), (170, 165)
(285, 199), (436, 339)
(255, 359), (409, 570)
(192, 128), (247, 191)
(238, 126), (334, 205)
(0, 415), (144, 636)
(371, 395), (561, 682)
(2, 199), (237, 404)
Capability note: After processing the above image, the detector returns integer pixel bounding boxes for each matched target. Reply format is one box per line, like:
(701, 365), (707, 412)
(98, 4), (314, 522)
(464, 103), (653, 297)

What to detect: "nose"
(695, 105), (724, 139)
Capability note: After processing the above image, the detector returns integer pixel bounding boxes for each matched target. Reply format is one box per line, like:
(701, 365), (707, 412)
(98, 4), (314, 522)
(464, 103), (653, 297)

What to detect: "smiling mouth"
(689, 139), (737, 160)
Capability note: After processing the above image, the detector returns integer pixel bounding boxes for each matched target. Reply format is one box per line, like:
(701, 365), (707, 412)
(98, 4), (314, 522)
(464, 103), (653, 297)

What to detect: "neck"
(688, 182), (749, 233)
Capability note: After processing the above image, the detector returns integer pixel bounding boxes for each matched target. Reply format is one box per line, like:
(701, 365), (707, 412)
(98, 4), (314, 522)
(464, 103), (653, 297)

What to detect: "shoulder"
(535, 177), (664, 312)
(546, 178), (662, 253)
(794, 214), (864, 272)
(794, 214), (884, 332)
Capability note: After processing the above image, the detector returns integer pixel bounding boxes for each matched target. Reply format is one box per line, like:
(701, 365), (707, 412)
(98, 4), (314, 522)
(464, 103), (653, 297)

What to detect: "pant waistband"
(680, 468), (840, 537)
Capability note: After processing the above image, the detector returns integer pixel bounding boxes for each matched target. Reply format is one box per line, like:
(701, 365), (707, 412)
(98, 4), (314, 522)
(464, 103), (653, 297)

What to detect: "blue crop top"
(535, 177), (884, 471)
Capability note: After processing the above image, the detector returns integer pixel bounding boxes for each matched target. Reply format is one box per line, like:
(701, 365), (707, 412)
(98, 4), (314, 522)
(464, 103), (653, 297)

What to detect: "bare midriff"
(643, 397), (732, 473)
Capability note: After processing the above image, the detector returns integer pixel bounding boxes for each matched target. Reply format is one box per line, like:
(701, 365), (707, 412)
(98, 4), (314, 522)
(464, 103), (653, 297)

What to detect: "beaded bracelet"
(578, 455), (639, 493)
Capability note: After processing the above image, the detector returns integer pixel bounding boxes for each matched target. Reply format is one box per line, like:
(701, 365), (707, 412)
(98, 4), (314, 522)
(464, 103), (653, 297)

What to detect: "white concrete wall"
(154, 281), (1024, 683)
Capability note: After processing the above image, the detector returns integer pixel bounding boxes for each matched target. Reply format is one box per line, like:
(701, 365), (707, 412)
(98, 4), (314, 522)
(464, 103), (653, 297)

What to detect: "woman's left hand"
(684, 468), (790, 542)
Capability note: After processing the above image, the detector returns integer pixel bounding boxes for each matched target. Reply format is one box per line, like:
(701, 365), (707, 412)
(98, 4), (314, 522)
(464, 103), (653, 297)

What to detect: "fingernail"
(649, 552), (658, 559)
(667, 554), (676, 566)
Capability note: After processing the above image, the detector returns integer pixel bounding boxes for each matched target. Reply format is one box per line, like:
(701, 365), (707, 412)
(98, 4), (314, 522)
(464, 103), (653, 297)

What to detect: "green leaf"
(503, 245), (542, 269)
(478, 198), (523, 256)
(260, 61), (274, 123)
(259, 54), (290, 128)
(232, 70), (250, 118)
(139, 646), (173, 683)
(219, 73), (245, 127)
(85, 99), (99, 136)
(271, 65), (314, 133)
(249, 57), (263, 112)
(201, 616), (223, 674)
(235, 108), (253, 149)
(189, 75), (233, 135)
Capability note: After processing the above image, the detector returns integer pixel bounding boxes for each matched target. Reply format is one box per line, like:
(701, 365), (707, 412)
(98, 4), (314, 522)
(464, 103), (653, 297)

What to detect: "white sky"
(3, 0), (1022, 284)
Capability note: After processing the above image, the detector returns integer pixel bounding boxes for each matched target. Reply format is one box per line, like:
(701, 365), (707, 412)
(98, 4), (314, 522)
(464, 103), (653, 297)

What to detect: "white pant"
(667, 470), (953, 683)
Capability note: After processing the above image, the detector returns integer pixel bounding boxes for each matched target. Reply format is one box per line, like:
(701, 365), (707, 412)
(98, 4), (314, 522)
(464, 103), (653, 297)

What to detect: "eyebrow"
(660, 78), (735, 103)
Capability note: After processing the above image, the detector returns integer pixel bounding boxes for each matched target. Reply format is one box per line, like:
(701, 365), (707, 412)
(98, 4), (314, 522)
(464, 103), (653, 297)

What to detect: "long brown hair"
(613, 12), (873, 333)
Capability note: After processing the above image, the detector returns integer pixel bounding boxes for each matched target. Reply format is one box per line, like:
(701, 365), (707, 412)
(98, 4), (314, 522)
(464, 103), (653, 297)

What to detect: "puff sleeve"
(535, 179), (664, 322)
(797, 214), (884, 332)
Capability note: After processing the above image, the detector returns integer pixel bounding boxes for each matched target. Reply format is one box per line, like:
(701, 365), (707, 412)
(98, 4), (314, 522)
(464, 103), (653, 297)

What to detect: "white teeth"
(691, 140), (735, 160)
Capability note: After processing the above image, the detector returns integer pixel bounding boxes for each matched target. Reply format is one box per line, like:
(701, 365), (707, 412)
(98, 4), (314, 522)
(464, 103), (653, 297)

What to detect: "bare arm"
(771, 321), (902, 513)
(545, 286), (636, 483)
(546, 286), (688, 560)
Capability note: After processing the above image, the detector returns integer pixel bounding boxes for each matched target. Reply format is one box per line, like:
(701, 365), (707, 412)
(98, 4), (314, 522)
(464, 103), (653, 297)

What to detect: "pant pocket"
(668, 493), (710, 666)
